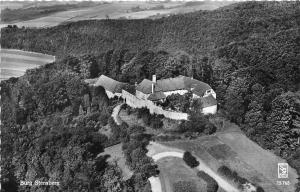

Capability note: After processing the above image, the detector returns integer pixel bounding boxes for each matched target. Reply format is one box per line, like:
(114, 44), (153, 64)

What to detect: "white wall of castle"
(137, 88), (216, 100)
(202, 105), (217, 115)
(203, 89), (216, 99)
(105, 90), (115, 99)
(105, 90), (122, 99)
(123, 90), (188, 120)
(136, 89), (188, 99)
(135, 88), (217, 116)
(192, 94), (201, 99)
(163, 89), (188, 97)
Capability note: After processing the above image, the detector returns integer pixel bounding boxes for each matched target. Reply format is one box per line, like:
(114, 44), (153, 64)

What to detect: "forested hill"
(1, 2), (300, 191)
(2, 2), (299, 56)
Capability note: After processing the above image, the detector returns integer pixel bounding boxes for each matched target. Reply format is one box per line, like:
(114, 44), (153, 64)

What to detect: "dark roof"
(200, 95), (217, 108)
(136, 79), (162, 94)
(94, 75), (127, 93)
(148, 91), (166, 101)
(137, 75), (211, 96)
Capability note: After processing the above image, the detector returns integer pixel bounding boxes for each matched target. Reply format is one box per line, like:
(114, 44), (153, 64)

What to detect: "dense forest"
(1, 58), (159, 191)
(1, 1), (300, 192)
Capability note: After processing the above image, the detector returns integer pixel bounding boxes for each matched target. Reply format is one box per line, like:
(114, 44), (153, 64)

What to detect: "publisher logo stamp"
(278, 163), (288, 179)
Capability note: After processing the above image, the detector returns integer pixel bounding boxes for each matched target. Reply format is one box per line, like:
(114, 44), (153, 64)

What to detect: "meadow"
(157, 157), (207, 192)
(0, 49), (55, 81)
(161, 132), (298, 192)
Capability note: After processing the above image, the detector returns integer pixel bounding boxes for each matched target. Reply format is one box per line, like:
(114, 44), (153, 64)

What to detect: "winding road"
(111, 105), (239, 192)
(147, 142), (240, 192)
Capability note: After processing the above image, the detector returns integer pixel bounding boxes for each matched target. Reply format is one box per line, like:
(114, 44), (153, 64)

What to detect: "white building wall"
(123, 90), (188, 120)
(106, 90), (115, 99)
(202, 105), (217, 115)
(203, 89), (216, 99)
(115, 92), (122, 97)
(163, 89), (188, 97)
(192, 94), (201, 99)
(105, 91), (122, 99)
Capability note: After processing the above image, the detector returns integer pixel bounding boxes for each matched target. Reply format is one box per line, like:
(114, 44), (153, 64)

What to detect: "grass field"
(157, 157), (207, 192)
(0, 49), (55, 81)
(161, 132), (299, 192)
(1, 1), (234, 28)
(217, 132), (299, 192)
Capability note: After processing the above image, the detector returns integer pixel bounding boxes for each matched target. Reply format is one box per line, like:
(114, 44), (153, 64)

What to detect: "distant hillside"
(0, 2), (99, 24)
(0, 1), (89, 10)
(0, 1), (233, 28)
(2, 1), (299, 88)
(1, 2), (298, 54)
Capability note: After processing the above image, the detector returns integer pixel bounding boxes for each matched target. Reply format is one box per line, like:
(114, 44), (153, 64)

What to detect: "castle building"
(136, 75), (217, 114)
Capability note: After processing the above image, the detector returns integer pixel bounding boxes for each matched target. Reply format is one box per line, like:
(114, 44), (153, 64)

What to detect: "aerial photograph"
(0, 1), (299, 192)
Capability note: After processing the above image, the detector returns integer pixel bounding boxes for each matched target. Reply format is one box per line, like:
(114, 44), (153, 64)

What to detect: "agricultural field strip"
(2, 3), (156, 27)
(1, 54), (54, 63)
(1, 49), (55, 59)
(1, 52), (54, 61)
(1, 68), (25, 74)
(0, 49), (55, 81)
(0, 62), (39, 70)
(1, 57), (53, 67)
(0, 52), (54, 61)
(1, 2), (233, 28)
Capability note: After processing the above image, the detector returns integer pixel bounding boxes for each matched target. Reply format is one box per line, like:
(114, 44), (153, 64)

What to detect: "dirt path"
(111, 103), (123, 125)
(147, 142), (240, 192)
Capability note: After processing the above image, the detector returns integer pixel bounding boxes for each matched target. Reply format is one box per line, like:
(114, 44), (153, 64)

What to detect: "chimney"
(152, 83), (154, 94)
(152, 75), (156, 83)
(152, 75), (157, 93)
